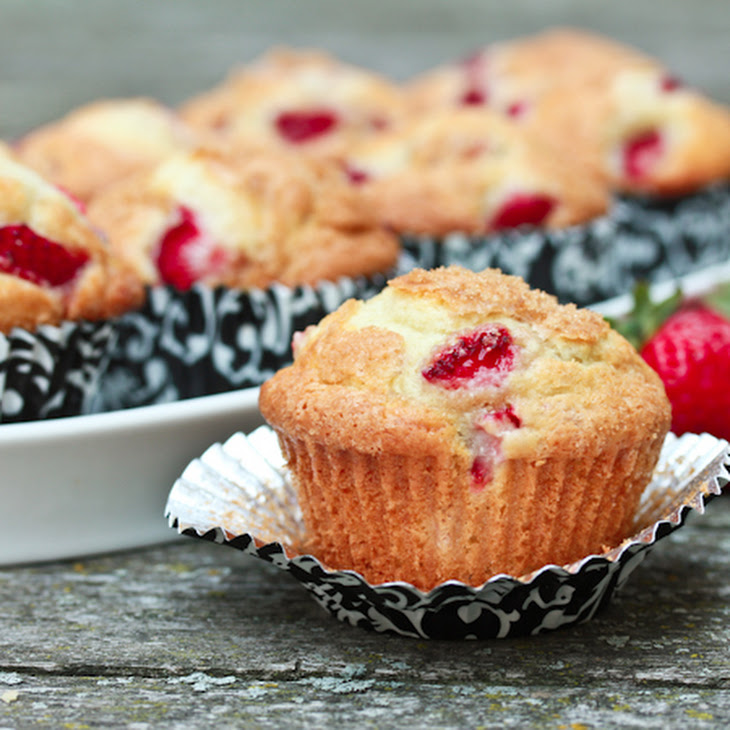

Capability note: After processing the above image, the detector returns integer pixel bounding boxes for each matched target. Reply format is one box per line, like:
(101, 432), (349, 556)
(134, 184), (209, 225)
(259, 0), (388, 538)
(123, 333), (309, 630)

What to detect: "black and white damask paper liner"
(94, 274), (387, 411)
(166, 428), (729, 640)
(397, 184), (730, 307)
(0, 319), (116, 424)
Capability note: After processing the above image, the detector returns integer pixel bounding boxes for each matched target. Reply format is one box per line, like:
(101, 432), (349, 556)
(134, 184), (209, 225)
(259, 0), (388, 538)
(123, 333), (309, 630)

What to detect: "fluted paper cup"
(0, 319), (116, 423)
(397, 183), (730, 307)
(94, 274), (387, 411)
(166, 427), (729, 639)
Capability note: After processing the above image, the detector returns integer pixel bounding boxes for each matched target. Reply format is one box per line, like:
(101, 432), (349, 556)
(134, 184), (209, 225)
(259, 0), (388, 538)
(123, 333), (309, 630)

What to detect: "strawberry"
(343, 163), (371, 185)
(459, 50), (490, 107)
(619, 75), (681, 183)
(470, 405), (522, 489)
(155, 206), (230, 291)
(274, 109), (339, 144)
(461, 87), (487, 106)
(622, 128), (665, 182)
(489, 192), (556, 231)
(610, 281), (730, 440)
(422, 324), (517, 389)
(640, 304), (730, 439)
(0, 224), (90, 287)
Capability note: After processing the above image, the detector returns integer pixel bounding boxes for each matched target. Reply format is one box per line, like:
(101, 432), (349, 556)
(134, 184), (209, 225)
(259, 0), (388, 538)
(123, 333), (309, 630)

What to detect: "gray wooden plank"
(0, 673), (727, 728)
(0, 497), (729, 726)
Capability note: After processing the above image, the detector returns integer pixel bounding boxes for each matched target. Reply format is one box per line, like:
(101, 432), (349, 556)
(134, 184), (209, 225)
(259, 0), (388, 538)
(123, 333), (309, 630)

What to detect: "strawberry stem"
(605, 280), (683, 350)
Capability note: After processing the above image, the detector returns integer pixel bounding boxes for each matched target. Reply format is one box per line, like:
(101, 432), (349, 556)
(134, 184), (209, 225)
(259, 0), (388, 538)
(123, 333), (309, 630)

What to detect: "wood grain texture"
(1, 496), (729, 727)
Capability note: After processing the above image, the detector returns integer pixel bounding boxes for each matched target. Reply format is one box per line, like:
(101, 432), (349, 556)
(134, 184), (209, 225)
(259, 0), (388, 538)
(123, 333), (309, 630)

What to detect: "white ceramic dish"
(0, 388), (264, 565)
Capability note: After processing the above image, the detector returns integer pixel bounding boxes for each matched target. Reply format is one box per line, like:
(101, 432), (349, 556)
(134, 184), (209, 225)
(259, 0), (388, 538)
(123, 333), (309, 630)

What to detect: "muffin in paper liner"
(93, 274), (387, 411)
(165, 427), (729, 640)
(397, 183), (730, 307)
(0, 318), (117, 424)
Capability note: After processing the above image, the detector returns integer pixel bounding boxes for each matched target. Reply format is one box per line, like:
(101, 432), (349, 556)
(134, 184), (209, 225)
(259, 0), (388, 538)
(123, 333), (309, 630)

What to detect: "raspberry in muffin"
(0, 154), (145, 333)
(259, 266), (671, 590)
(342, 107), (610, 235)
(87, 147), (400, 291)
(178, 48), (407, 160)
(14, 98), (199, 203)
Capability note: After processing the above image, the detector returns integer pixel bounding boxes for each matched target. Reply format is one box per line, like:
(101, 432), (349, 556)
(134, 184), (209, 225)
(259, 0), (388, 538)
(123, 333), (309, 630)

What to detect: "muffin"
(14, 97), (199, 203)
(0, 152), (144, 333)
(0, 152), (145, 421)
(341, 106), (610, 236)
(87, 146), (400, 290)
(405, 27), (730, 196)
(179, 47), (407, 160)
(259, 266), (671, 590)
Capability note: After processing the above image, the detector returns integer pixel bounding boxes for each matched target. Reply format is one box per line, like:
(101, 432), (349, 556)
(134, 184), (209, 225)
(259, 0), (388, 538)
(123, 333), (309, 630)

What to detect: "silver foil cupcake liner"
(0, 319), (117, 424)
(397, 183), (730, 307)
(93, 274), (387, 411)
(166, 427), (730, 640)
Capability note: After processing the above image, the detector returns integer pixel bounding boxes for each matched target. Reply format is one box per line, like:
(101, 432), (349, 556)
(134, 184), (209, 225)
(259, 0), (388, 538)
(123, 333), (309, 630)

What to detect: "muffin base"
(277, 431), (665, 591)
(166, 428), (729, 639)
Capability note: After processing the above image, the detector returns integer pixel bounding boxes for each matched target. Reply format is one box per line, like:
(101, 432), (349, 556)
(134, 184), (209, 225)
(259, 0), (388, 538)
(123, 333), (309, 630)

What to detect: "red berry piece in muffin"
(470, 404), (522, 489)
(342, 108), (608, 236)
(87, 148), (399, 291)
(0, 224), (90, 287)
(274, 109), (340, 144)
(0, 155), (144, 333)
(179, 48), (407, 160)
(154, 206), (231, 291)
(422, 325), (517, 388)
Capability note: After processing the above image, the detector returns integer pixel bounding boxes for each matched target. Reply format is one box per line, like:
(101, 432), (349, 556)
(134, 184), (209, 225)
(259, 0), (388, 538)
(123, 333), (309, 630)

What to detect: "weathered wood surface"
(0, 495), (729, 728)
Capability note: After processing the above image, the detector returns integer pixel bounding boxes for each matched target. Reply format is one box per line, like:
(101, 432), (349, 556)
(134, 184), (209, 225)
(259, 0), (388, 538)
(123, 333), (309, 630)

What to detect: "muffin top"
(0, 154), (145, 332)
(405, 27), (730, 195)
(260, 267), (670, 488)
(341, 107), (610, 234)
(405, 28), (661, 115)
(525, 66), (730, 196)
(14, 97), (199, 203)
(179, 47), (407, 159)
(87, 147), (400, 290)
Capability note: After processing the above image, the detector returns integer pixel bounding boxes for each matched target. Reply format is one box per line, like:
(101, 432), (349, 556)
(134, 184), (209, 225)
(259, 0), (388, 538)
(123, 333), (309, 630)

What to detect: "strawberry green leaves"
(605, 280), (683, 350)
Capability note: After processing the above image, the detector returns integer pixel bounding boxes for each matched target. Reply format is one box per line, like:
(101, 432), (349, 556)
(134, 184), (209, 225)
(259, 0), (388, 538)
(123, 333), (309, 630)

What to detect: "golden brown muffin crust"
(87, 147), (399, 290)
(15, 98), (199, 203)
(0, 155), (145, 332)
(179, 47), (408, 160)
(261, 267), (670, 461)
(388, 266), (610, 341)
(344, 108), (610, 235)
